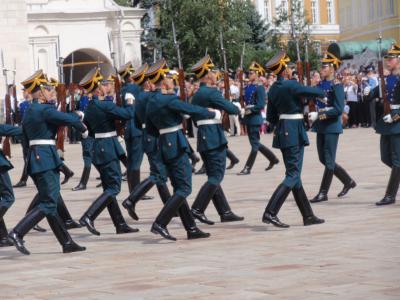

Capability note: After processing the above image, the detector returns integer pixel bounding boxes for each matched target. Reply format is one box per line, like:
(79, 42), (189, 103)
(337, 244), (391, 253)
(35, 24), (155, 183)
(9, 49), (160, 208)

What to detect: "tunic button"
(168, 142), (172, 147)
(148, 138), (151, 142)
(202, 136), (206, 140)
(101, 148), (104, 152)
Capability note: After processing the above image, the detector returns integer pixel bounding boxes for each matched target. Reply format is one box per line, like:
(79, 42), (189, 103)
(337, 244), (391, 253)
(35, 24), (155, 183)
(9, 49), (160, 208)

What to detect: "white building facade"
(0, 0), (145, 106)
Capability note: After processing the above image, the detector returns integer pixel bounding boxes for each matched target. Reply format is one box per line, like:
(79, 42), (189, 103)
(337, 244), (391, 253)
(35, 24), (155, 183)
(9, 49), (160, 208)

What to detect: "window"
(369, 0), (374, 19)
(327, 0), (335, 24)
(311, 0), (320, 24)
(313, 41), (321, 55)
(264, 0), (271, 22)
(387, 0), (395, 15)
(281, 0), (288, 15)
(377, 0), (383, 17)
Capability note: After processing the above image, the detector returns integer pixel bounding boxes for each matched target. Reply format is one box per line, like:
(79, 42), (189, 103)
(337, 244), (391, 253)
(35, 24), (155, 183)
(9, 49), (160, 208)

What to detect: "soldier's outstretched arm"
(44, 107), (86, 132)
(168, 97), (216, 120)
(102, 101), (135, 121)
(0, 124), (22, 137)
(210, 89), (240, 115)
(291, 82), (325, 98)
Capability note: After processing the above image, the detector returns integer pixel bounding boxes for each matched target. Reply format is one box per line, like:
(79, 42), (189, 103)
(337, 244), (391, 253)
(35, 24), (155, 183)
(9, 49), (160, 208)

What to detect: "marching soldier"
(238, 62), (279, 175)
(309, 53), (356, 203)
(189, 55), (244, 225)
(262, 52), (325, 228)
(370, 43), (400, 205)
(118, 62), (152, 198)
(146, 59), (215, 241)
(78, 67), (138, 236)
(0, 125), (22, 246)
(8, 70), (87, 255)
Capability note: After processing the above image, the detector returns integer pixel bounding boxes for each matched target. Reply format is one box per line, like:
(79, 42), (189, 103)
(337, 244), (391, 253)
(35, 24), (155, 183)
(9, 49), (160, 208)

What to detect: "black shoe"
(337, 180), (357, 198)
(122, 199), (139, 221)
(116, 224), (139, 234)
(141, 195), (154, 200)
(8, 231), (30, 255)
(262, 213), (290, 228)
(13, 180), (27, 188)
(60, 165), (74, 185)
(310, 192), (328, 203)
(226, 149), (239, 170)
(72, 183), (86, 191)
(151, 222), (176, 241)
(195, 164), (206, 175)
(187, 228), (210, 240)
(376, 196), (396, 206)
(96, 182), (102, 188)
(265, 159), (279, 171)
(191, 208), (215, 225)
(0, 237), (13, 247)
(64, 219), (82, 230)
(304, 216), (325, 226)
(72, 167), (90, 191)
(226, 161), (238, 170)
(237, 167), (251, 175)
(33, 225), (47, 232)
(63, 241), (86, 253)
(79, 216), (100, 236)
(220, 211), (244, 223)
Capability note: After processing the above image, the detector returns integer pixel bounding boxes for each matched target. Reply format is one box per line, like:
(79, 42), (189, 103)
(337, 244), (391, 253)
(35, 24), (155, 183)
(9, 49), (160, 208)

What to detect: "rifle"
(377, 35), (390, 115)
(172, 19), (188, 133)
(108, 33), (124, 136)
(219, 30), (231, 132)
(67, 53), (76, 143)
(12, 58), (19, 125)
(56, 57), (66, 152)
(1, 50), (11, 157)
(239, 43), (245, 108)
(304, 37), (316, 112)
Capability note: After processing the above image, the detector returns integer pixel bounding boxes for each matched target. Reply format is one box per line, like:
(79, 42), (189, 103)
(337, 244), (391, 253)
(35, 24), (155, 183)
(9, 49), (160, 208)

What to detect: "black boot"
(0, 206), (13, 247)
(191, 182), (219, 225)
(376, 166), (400, 206)
(259, 144), (279, 171)
(60, 164), (74, 185)
(128, 170), (153, 200)
(151, 194), (186, 241)
(262, 184), (291, 228)
(334, 163), (356, 197)
(13, 160), (28, 188)
(47, 214), (86, 253)
(189, 148), (200, 173)
(311, 168), (334, 203)
(72, 167), (91, 191)
(237, 151), (257, 175)
(179, 201), (210, 240)
(107, 198), (139, 234)
(226, 149), (239, 170)
(122, 177), (155, 221)
(79, 192), (113, 236)
(292, 186), (325, 226)
(25, 194), (47, 232)
(9, 207), (46, 255)
(58, 196), (82, 229)
(212, 186), (244, 222)
(194, 164), (206, 175)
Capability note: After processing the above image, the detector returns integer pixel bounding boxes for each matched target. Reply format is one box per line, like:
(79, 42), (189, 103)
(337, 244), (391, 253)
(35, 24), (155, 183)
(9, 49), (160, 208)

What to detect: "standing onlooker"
(229, 80), (241, 136)
(344, 74), (360, 128)
(366, 66), (379, 128)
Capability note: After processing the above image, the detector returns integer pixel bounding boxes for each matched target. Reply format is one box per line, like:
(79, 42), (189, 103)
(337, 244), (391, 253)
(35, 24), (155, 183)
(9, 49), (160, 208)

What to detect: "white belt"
(279, 114), (303, 120)
(159, 124), (183, 135)
(0, 144), (3, 150)
(94, 131), (117, 139)
(29, 139), (56, 146)
(390, 105), (400, 109)
(142, 124), (146, 129)
(197, 119), (222, 126)
(319, 107), (334, 112)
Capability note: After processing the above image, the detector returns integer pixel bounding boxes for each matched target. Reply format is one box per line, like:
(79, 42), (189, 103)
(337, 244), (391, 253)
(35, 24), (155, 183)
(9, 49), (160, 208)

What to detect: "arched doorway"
(62, 48), (113, 85)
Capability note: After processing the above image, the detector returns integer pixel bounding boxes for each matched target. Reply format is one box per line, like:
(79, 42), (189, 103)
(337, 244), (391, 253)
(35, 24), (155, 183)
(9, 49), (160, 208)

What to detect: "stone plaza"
(0, 128), (399, 300)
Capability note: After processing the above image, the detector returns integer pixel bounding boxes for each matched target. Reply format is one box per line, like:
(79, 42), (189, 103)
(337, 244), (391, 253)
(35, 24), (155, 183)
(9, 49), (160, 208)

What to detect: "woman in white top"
(343, 74), (360, 128)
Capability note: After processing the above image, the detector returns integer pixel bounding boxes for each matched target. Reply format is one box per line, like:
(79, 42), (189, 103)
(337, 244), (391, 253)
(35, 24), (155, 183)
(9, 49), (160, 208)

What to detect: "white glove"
(75, 110), (84, 120)
(363, 86), (371, 96)
(182, 114), (190, 120)
(82, 130), (89, 139)
(213, 110), (221, 120)
(240, 108), (245, 118)
(125, 93), (135, 105)
(308, 112), (318, 123)
(383, 114), (393, 123)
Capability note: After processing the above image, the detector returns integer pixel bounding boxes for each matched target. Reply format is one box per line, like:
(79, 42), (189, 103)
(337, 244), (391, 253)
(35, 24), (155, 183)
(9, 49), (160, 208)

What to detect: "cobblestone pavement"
(0, 128), (399, 300)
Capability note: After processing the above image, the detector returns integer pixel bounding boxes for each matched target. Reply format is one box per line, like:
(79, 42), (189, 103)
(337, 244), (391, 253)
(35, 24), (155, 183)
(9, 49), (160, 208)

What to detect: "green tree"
(271, 0), (321, 71)
(141, 0), (274, 71)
